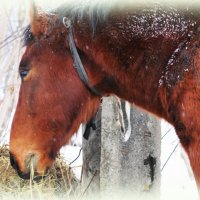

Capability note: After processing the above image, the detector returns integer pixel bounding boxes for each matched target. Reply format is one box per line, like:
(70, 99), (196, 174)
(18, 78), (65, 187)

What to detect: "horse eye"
(20, 70), (29, 78)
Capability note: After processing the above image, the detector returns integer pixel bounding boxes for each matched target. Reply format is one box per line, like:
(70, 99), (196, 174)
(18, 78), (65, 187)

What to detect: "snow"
(60, 125), (83, 179)
(161, 120), (199, 200)
(60, 145), (82, 180)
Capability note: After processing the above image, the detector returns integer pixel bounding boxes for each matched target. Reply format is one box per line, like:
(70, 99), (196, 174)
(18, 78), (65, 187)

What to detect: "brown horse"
(9, 2), (200, 190)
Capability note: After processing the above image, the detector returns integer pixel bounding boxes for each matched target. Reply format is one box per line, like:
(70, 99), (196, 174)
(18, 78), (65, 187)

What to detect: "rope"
(69, 148), (82, 166)
(81, 170), (97, 197)
(161, 128), (172, 140)
(161, 143), (179, 172)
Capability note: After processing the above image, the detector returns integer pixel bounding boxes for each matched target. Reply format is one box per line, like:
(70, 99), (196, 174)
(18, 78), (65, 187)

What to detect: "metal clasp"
(63, 17), (72, 29)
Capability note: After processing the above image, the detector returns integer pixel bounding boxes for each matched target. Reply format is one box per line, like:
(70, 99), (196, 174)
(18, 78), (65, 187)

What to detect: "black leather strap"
(63, 17), (101, 97)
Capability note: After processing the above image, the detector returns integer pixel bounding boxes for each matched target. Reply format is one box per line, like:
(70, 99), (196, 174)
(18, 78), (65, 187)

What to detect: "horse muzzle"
(10, 152), (45, 180)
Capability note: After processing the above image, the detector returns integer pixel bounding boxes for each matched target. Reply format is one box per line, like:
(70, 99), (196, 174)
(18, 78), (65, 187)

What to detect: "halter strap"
(63, 17), (101, 97)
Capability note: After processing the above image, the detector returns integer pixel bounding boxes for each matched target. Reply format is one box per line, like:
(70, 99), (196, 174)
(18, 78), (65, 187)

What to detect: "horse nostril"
(9, 152), (31, 179)
(10, 152), (20, 171)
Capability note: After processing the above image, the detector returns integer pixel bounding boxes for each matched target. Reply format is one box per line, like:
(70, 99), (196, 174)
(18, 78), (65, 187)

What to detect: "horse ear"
(29, 2), (49, 37)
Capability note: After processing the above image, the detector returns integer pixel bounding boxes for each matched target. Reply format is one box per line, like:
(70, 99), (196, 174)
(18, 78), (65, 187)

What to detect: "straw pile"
(0, 145), (79, 200)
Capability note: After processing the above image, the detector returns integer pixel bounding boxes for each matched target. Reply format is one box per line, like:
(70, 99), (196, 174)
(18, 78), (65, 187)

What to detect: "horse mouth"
(10, 151), (48, 180)
(17, 171), (47, 181)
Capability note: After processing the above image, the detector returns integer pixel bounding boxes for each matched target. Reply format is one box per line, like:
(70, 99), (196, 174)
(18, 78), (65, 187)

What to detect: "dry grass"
(0, 145), (80, 200)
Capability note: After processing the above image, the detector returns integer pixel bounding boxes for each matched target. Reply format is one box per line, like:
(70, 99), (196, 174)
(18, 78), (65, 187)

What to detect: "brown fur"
(10, 5), (200, 190)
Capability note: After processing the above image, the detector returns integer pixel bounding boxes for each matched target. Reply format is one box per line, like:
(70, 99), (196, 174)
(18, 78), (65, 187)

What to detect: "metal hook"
(63, 17), (71, 29)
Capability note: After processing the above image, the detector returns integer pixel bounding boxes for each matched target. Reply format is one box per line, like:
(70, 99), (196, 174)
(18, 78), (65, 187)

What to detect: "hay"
(0, 145), (80, 200)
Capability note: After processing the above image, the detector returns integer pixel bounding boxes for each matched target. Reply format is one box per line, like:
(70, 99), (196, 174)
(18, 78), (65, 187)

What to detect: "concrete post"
(82, 96), (161, 199)
(82, 107), (101, 196)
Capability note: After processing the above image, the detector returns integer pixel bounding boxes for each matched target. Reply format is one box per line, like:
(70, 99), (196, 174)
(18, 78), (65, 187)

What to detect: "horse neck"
(73, 12), (199, 120)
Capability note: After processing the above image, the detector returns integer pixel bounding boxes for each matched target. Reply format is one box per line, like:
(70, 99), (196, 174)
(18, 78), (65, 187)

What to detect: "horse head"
(10, 7), (101, 178)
